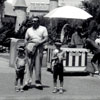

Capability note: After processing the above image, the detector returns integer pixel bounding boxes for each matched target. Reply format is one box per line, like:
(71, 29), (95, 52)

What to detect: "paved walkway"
(0, 53), (14, 73)
(1, 53), (100, 100)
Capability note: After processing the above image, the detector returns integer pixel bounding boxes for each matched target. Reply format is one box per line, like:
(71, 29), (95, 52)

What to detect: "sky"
(7, 0), (83, 6)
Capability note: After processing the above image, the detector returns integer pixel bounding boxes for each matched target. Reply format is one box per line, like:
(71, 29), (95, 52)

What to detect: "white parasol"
(44, 5), (92, 19)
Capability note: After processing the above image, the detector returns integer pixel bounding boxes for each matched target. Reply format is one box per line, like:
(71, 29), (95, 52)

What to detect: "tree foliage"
(0, 0), (6, 28)
(0, 22), (15, 47)
(82, 0), (100, 24)
(0, 0), (6, 4)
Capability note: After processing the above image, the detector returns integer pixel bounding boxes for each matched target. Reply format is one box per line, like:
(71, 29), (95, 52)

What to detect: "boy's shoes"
(15, 86), (20, 92)
(15, 88), (20, 92)
(59, 88), (63, 94)
(20, 88), (24, 92)
(52, 88), (58, 93)
(52, 87), (63, 94)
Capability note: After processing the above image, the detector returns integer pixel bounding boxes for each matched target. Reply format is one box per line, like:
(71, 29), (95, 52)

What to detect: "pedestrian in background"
(15, 46), (27, 92)
(70, 26), (84, 48)
(24, 16), (48, 89)
(88, 19), (98, 41)
(85, 38), (100, 75)
(51, 42), (64, 94)
(95, 25), (100, 46)
(95, 35), (100, 46)
(60, 23), (71, 45)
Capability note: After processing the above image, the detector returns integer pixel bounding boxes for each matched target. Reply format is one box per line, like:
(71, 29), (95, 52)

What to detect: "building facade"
(29, 3), (49, 17)
(14, 0), (27, 32)
(5, 0), (83, 31)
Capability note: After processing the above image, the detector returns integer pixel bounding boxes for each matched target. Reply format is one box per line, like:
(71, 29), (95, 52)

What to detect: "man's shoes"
(35, 80), (43, 90)
(23, 84), (29, 90)
(35, 84), (43, 90)
(24, 79), (32, 89)
(35, 83), (42, 87)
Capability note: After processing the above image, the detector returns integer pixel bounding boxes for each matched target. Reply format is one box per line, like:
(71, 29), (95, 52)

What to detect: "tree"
(81, 0), (100, 23)
(81, 0), (100, 40)
(0, 0), (6, 28)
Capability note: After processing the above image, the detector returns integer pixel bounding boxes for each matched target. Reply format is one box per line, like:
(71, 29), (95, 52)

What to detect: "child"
(51, 42), (64, 94)
(15, 46), (27, 92)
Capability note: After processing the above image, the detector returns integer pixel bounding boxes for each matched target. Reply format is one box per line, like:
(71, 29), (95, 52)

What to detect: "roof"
(4, 2), (16, 17)
(14, 0), (27, 8)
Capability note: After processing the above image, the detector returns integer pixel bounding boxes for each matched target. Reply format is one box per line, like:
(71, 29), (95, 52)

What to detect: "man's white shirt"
(25, 25), (48, 43)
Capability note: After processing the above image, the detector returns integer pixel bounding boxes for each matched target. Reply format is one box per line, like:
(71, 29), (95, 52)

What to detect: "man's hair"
(32, 16), (40, 23)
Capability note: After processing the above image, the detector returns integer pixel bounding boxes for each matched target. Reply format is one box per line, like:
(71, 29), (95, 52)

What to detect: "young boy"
(51, 42), (64, 94)
(15, 46), (27, 92)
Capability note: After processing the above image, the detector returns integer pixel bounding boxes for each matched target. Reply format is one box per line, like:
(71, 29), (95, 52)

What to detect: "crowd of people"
(14, 16), (100, 94)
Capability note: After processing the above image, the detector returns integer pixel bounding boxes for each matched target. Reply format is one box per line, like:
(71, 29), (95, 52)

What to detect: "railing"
(47, 45), (89, 72)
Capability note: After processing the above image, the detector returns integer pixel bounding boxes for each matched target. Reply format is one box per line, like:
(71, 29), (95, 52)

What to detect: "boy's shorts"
(16, 69), (24, 79)
(53, 63), (63, 82)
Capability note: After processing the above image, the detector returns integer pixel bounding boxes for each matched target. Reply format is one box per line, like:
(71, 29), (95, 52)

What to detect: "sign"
(30, 3), (49, 11)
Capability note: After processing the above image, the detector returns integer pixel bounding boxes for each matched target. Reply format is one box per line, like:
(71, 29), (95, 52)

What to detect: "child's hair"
(54, 41), (62, 48)
(17, 46), (25, 55)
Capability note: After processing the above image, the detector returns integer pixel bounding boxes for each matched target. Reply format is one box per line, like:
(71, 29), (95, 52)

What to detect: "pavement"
(1, 53), (100, 100)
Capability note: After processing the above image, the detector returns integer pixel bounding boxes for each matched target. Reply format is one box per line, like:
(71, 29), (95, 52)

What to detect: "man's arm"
(24, 29), (29, 47)
(39, 36), (48, 45)
(38, 27), (48, 46)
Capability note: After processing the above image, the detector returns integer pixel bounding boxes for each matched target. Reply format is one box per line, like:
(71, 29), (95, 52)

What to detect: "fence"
(47, 45), (89, 72)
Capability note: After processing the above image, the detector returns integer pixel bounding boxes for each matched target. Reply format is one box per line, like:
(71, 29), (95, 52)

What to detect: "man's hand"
(15, 68), (19, 71)
(35, 41), (42, 47)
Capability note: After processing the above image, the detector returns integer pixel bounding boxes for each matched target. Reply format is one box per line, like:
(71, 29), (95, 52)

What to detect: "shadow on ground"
(63, 72), (90, 76)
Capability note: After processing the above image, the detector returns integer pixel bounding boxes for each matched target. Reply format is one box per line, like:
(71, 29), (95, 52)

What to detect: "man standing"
(24, 16), (48, 88)
(85, 38), (100, 75)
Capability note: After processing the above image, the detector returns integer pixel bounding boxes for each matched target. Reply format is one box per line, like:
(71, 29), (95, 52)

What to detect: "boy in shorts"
(15, 46), (27, 92)
(51, 42), (65, 94)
